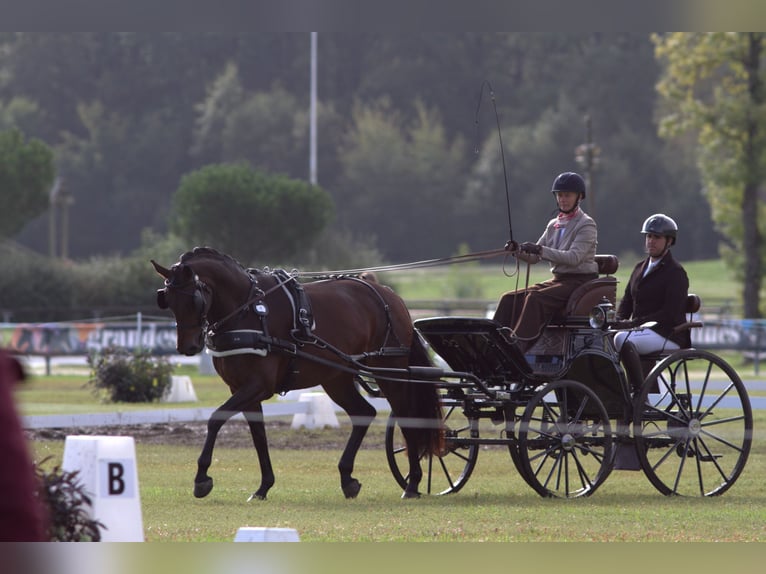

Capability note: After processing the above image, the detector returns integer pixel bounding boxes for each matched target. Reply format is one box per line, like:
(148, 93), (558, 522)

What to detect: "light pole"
(309, 32), (318, 186)
(575, 114), (601, 220)
(48, 177), (74, 259)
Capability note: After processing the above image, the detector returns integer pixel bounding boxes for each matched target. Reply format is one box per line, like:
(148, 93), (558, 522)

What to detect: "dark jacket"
(616, 250), (691, 348)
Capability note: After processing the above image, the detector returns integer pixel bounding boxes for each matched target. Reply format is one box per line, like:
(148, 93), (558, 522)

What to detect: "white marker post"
(234, 527), (300, 542)
(62, 435), (144, 542)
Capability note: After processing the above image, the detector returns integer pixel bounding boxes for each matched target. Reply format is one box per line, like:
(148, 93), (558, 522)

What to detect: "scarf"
(554, 206), (579, 228)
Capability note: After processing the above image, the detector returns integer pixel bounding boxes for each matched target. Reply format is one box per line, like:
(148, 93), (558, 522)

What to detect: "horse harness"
(203, 269), (410, 390)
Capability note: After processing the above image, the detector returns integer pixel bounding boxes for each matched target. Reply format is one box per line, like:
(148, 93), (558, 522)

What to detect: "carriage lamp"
(589, 297), (615, 330)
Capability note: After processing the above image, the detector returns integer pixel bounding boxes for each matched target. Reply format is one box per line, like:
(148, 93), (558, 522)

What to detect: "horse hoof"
(401, 490), (421, 500)
(342, 479), (362, 499)
(194, 477), (214, 498)
(247, 492), (267, 502)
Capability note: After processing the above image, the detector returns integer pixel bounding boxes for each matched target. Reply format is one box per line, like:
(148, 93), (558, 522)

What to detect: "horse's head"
(151, 259), (212, 356)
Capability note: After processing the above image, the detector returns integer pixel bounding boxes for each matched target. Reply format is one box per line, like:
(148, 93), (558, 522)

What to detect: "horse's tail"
(407, 333), (445, 456)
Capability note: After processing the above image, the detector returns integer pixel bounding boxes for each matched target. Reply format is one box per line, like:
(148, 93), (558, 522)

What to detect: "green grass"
(15, 369), (232, 416)
(381, 257), (746, 314)
(29, 410), (766, 542)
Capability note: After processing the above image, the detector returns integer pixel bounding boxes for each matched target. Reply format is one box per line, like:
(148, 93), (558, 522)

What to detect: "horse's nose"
(177, 339), (204, 356)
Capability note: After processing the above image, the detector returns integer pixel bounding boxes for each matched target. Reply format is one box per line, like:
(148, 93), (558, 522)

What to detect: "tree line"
(0, 33), (763, 316)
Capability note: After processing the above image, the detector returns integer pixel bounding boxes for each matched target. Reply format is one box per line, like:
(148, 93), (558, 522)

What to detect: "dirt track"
(27, 418), (388, 450)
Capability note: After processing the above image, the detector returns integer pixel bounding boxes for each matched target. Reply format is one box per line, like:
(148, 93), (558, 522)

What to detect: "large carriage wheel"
(385, 401), (479, 495)
(633, 349), (752, 496)
(517, 379), (614, 498)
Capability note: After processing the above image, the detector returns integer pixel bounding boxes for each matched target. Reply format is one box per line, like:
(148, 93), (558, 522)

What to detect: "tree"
(336, 97), (468, 262)
(169, 163), (334, 265)
(0, 128), (55, 239)
(654, 33), (766, 317)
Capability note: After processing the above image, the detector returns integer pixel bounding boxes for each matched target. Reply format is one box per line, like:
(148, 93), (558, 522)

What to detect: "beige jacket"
(516, 209), (598, 275)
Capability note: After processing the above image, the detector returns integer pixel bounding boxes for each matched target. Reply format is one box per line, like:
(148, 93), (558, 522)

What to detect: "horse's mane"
(178, 247), (247, 274)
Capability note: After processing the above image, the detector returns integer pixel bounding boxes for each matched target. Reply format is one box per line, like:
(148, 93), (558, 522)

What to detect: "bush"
(87, 346), (173, 403)
(34, 457), (104, 541)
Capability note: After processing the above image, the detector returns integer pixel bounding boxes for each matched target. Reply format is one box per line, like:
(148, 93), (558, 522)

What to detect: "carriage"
(153, 248), (752, 501)
(384, 254), (753, 498)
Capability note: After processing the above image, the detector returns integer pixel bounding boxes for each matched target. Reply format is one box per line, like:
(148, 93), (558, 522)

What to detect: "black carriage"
(384, 255), (753, 498)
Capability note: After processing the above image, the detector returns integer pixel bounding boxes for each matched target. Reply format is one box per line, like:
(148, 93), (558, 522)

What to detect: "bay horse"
(151, 247), (442, 500)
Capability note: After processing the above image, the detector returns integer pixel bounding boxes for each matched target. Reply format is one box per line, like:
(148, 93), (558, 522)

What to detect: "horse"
(151, 247), (443, 500)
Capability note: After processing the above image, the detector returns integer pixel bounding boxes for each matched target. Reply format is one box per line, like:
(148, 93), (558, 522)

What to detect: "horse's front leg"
(244, 406), (275, 501)
(194, 406), (231, 498)
(194, 384), (270, 499)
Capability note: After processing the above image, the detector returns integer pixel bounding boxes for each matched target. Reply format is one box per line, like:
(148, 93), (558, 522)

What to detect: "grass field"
(18, 368), (766, 543)
(28, 410), (766, 543)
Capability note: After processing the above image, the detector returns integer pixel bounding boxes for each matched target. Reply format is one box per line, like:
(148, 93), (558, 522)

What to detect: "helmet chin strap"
(649, 237), (672, 260)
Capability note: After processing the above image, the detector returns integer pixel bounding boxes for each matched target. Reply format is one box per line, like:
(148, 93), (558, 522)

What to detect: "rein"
(295, 247), (509, 279)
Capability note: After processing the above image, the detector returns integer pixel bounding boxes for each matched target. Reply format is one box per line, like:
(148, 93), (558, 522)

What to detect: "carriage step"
(676, 443), (722, 461)
(699, 453), (722, 462)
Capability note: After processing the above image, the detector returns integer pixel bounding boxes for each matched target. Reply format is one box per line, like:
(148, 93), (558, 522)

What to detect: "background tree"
(654, 32), (766, 317)
(169, 164), (334, 266)
(0, 128), (54, 239)
(0, 33), (721, 265)
(336, 97), (469, 261)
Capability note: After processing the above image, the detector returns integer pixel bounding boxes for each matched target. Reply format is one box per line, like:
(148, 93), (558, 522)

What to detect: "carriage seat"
(667, 294), (703, 342)
(560, 254), (619, 318)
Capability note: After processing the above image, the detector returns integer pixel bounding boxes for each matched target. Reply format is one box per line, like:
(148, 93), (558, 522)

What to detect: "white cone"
(161, 375), (198, 403)
(290, 392), (339, 429)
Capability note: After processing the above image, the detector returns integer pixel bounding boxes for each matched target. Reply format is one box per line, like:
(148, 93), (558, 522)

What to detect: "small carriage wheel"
(633, 349), (752, 497)
(517, 379), (614, 498)
(384, 401), (479, 495)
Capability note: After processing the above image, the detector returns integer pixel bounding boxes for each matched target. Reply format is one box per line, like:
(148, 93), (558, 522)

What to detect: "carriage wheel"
(633, 349), (752, 497)
(517, 379), (614, 498)
(385, 401), (479, 495)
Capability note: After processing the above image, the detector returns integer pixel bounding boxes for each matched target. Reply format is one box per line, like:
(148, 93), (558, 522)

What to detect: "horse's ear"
(151, 259), (172, 279)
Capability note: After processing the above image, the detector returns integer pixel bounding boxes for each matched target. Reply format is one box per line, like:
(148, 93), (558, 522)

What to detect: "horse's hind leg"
(323, 381), (377, 499)
(244, 409), (275, 501)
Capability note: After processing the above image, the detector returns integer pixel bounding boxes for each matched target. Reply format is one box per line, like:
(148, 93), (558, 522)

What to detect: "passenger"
(493, 171), (598, 354)
(614, 213), (691, 355)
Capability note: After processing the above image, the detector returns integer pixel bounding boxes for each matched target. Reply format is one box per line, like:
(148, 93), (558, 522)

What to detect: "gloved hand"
(612, 319), (635, 330)
(504, 240), (518, 252)
(519, 242), (542, 255)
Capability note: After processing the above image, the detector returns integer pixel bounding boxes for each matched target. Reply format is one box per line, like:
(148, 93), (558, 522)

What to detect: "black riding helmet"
(551, 171), (586, 199)
(641, 213), (678, 245)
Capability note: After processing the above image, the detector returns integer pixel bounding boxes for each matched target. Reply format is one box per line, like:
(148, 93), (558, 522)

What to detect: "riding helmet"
(641, 213), (678, 245)
(551, 172), (586, 198)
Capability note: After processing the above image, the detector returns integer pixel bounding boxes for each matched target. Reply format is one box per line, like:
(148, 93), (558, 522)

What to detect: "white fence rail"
(23, 395), (392, 430)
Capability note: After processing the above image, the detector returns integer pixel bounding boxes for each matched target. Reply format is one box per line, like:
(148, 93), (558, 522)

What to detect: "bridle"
(158, 274), (212, 332)
(160, 267), (301, 337)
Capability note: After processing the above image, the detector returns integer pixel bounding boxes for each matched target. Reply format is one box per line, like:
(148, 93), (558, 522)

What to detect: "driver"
(493, 171), (598, 354)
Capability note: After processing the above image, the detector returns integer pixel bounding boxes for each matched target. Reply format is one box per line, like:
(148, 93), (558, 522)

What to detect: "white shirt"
(642, 259), (659, 278)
